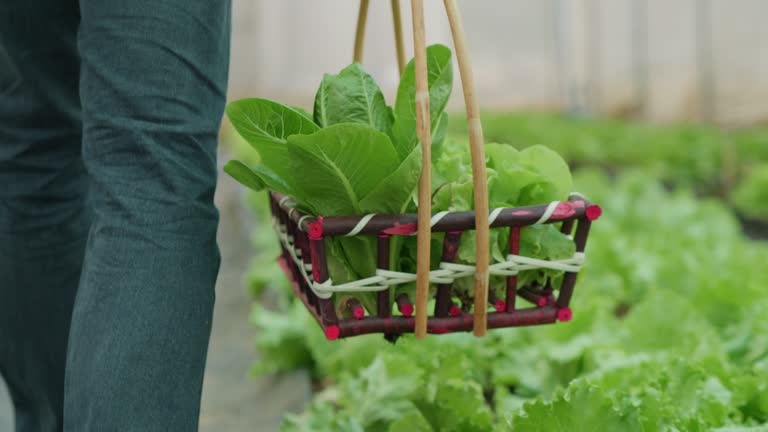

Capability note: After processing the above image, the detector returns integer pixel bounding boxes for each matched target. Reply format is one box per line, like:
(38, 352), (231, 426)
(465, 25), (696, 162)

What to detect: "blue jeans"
(0, 0), (231, 430)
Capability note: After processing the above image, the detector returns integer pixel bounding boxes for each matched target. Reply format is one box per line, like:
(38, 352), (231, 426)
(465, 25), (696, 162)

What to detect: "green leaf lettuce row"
(247, 168), (768, 431)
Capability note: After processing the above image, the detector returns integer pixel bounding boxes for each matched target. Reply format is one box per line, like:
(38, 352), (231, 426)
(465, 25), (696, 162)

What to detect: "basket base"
(279, 256), (569, 340)
(333, 306), (559, 339)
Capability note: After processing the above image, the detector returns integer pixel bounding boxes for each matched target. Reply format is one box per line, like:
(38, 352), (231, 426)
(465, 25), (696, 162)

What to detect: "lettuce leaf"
(286, 123), (399, 215)
(391, 44), (453, 160)
(430, 140), (576, 291)
(226, 98), (319, 186)
(313, 63), (393, 135)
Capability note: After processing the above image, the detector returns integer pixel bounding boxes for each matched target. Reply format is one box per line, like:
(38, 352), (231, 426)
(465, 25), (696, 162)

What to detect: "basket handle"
(353, 0), (490, 338)
(352, 0), (369, 64)
(411, 0), (490, 338)
(354, 0), (407, 75)
(410, 0), (433, 339)
(391, 0), (407, 74)
(442, 0), (490, 337)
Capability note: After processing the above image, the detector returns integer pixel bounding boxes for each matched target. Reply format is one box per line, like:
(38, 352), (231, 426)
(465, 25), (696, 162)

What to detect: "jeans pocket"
(0, 43), (21, 95)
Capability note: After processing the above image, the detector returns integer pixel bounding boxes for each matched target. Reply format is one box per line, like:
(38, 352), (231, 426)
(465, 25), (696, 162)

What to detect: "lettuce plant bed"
(270, 191), (600, 340)
(245, 172), (768, 431)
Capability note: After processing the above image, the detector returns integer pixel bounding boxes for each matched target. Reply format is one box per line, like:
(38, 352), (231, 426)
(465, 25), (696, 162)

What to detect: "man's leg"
(0, 2), (84, 431)
(64, 1), (231, 430)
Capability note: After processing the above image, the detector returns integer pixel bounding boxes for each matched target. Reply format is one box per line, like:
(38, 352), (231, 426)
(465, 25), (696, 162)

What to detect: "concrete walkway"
(0, 378), (10, 431)
(199, 151), (312, 431)
(0, 149), (311, 432)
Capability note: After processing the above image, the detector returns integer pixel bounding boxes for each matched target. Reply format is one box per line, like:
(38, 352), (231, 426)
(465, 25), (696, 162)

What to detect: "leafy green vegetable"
(386, 409), (433, 432)
(512, 380), (645, 431)
(313, 63), (393, 134)
(359, 144), (423, 214)
(447, 111), (761, 193)
(228, 160), (768, 430)
(712, 427), (768, 432)
(429, 140), (576, 290)
(225, 45), (578, 316)
(391, 44), (453, 160)
(431, 113), (449, 160)
(223, 160), (265, 191)
(249, 302), (315, 375)
(223, 159), (296, 197)
(220, 43), (768, 432)
(286, 123), (399, 215)
(226, 98), (319, 183)
(290, 105), (315, 123)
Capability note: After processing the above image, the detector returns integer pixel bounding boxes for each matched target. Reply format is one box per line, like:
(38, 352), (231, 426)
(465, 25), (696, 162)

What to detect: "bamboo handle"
(443, 0), (490, 336)
(411, 0), (432, 339)
(354, 0), (370, 63)
(391, 0), (407, 75)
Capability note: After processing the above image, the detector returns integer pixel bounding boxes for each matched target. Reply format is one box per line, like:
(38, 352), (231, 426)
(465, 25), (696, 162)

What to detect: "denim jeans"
(0, 0), (231, 430)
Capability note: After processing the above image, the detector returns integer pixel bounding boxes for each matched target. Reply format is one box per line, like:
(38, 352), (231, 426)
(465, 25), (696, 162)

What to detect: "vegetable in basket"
(224, 44), (575, 316)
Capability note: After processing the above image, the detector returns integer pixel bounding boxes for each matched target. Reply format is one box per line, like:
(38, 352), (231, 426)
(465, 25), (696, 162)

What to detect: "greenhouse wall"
(229, 0), (768, 126)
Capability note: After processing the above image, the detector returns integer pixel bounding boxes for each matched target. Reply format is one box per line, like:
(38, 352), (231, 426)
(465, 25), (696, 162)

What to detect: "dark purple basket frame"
(270, 192), (601, 340)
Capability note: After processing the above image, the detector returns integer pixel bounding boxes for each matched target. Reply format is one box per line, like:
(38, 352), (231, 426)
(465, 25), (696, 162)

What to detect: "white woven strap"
(297, 215), (313, 229)
(342, 210), (452, 237)
(315, 276), (389, 293)
(488, 207), (504, 225)
(430, 211), (450, 227)
(534, 201), (559, 225)
(273, 218), (331, 299)
(274, 220), (585, 297)
(280, 192), (591, 237)
(344, 213), (377, 236)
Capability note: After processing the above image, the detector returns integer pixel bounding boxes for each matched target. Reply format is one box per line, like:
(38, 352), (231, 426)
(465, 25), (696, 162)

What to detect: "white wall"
(228, 0), (768, 126)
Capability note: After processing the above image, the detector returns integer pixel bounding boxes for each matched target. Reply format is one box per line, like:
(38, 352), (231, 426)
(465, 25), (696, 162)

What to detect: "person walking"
(0, 1), (231, 430)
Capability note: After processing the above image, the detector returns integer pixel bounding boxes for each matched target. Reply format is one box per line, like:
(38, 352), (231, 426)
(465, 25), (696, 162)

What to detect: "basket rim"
(271, 191), (601, 238)
(271, 191), (599, 340)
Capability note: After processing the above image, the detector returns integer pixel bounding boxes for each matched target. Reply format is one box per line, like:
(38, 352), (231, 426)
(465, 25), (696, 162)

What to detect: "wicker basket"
(265, 0), (601, 340)
(271, 192), (601, 340)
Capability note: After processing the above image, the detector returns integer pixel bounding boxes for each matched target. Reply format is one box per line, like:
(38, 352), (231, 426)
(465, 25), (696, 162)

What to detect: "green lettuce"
(424, 139), (576, 296)
(225, 45), (577, 315)
(231, 167), (768, 430)
(313, 63), (393, 134)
